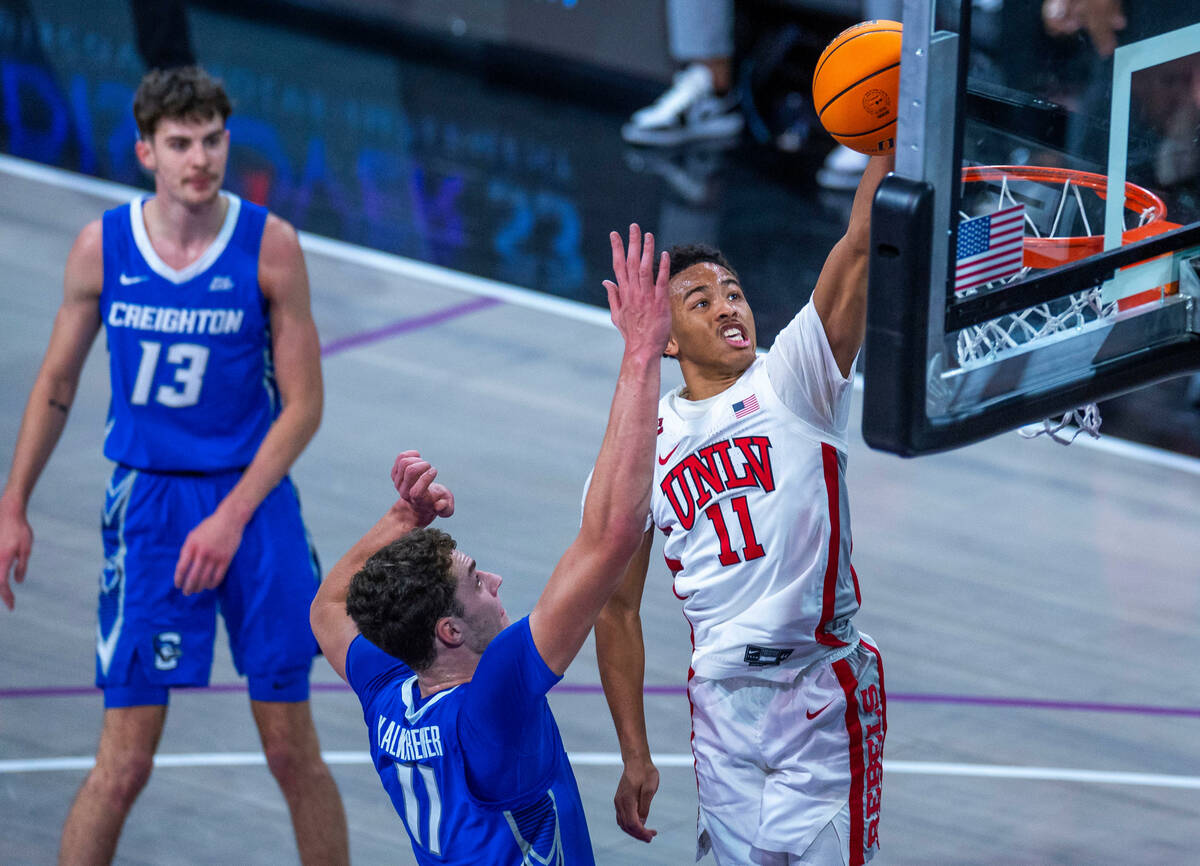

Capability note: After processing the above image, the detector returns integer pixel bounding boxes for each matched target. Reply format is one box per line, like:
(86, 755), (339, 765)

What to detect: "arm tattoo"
(48, 398), (70, 414)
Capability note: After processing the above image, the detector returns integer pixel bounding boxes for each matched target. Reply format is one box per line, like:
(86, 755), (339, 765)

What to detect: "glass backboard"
(863, 0), (1200, 455)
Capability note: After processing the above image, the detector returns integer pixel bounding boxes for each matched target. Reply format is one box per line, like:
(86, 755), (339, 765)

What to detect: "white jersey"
(651, 300), (860, 682)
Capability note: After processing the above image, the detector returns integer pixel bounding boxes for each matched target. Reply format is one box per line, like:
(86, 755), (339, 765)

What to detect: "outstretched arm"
(0, 221), (103, 610)
(310, 452), (454, 681)
(528, 224), (670, 676)
(811, 154), (894, 377)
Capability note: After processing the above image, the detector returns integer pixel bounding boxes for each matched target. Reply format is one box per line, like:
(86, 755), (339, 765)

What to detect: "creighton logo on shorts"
(153, 632), (183, 670)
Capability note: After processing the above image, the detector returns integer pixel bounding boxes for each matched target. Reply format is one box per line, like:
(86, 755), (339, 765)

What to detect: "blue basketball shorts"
(96, 465), (322, 708)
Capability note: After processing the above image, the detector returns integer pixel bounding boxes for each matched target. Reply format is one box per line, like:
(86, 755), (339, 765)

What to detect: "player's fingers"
(608, 231), (626, 282)
(409, 466), (437, 500)
(638, 780), (658, 819)
(207, 556), (231, 590)
(174, 545), (193, 589)
(625, 223), (642, 279)
(391, 451), (421, 488)
(614, 795), (640, 834)
(603, 279), (621, 314)
(639, 232), (655, 289)
(402, 460), (433, 497)
(616, 799), (654, 842)
(397, 459), (431, 498)
(180, 555), (203, 595)
(195, 556), (221, 594)
(431, 484), (455, 517)
(14, 546), (29, 583)
(0, 575), (14, 610)
(188, 564), (210, 595)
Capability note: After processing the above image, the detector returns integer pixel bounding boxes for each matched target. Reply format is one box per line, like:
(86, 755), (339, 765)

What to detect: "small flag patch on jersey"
(954, 204), (1025, 294)
(733, 394), (760, 418)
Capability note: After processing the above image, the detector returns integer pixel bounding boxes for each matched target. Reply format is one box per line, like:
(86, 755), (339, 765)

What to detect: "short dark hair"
(346, 528), (462, 671)
(133, 66), (232, 139)
(667, 243), (739, 282)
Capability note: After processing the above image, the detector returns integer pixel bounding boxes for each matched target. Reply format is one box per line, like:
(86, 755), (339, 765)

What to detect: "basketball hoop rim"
(961, 165), (1169, 266)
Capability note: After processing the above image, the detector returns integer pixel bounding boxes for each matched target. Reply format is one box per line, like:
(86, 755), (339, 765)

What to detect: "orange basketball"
(812, 20), (902, 155)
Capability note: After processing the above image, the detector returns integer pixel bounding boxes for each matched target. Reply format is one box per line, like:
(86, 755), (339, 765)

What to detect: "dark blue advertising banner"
(0, 0), (669, 305)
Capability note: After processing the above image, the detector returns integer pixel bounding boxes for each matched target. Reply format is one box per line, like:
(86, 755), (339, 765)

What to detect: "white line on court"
(2, 752), (1199, 790)
(4, 152), (1200, 478)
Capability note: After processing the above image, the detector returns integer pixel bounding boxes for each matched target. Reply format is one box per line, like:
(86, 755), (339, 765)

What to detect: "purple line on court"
(320, 296), (502, 358)
(884, 692), (1200, 717)
(6, 683), (1200, 718)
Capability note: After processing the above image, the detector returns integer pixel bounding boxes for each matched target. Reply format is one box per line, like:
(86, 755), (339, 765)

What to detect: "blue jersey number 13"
(130, 340), (209, 407)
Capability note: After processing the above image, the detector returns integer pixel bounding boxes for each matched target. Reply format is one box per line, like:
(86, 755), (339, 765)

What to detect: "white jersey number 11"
(704, 495), (765, 565)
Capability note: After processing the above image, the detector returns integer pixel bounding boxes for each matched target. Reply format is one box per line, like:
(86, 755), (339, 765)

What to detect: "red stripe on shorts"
(834, 656), (867, 865)
(861, 638), (887, 736)
(816, 443), (848, 647)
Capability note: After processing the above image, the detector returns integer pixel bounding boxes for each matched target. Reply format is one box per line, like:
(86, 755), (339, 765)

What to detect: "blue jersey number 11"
(396, 763), (443, 855)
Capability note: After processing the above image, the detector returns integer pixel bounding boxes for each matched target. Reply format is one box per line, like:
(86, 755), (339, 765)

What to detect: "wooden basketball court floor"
(2, 156), (1199, 865)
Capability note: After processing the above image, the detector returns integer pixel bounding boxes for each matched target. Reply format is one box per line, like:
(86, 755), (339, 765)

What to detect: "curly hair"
(345, 528), (462, 671)
(667, 243), (740, 282)
(133, 66), (232, 139)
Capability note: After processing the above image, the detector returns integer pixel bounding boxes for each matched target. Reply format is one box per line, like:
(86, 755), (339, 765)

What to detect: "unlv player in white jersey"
(596, 154), (894, 866)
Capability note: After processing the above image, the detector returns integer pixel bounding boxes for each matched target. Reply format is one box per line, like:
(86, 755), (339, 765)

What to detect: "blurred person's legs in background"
(623, 0), (744, 145)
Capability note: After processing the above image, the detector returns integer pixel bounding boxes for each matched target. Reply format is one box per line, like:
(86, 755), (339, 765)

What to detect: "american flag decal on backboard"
(733, 394), (759, 418)
(954, 204), (1025, 294)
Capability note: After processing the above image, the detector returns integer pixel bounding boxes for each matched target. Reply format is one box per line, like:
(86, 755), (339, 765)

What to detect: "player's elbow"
(283, 384), (323, 443)
(580, 515), (643, 568)
(839, 226), (872, 262)
(600, 517), (648, 570)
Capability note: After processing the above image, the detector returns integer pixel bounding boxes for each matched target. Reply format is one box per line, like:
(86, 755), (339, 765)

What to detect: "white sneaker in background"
(622, 63), (744, 147)
(816, 144), (870, 190)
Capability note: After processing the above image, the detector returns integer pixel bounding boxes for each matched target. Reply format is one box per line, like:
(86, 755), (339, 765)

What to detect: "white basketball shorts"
(689, 635), (886, 865)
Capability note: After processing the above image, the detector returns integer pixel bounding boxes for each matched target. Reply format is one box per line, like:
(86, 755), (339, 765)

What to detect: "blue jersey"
(346, 618), (594, 865)
(99, 194), (277, 472)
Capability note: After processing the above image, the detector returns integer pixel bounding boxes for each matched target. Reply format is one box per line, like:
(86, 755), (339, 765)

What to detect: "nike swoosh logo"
(806, 699), (835, 720)
(119, 273), (149, 285)
(658, 443), (680, 466)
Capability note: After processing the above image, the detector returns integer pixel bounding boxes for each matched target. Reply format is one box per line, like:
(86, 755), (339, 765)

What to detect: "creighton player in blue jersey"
(0, 67), (348, 863)
(311, 225), (671, 865)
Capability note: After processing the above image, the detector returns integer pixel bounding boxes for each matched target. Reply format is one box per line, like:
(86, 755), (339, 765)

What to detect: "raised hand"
(603, 224), (672, 361)
(390, 450), (455, 528)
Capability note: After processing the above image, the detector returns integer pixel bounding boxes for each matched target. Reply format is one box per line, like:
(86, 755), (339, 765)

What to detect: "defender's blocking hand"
(603, 223), (671, 360)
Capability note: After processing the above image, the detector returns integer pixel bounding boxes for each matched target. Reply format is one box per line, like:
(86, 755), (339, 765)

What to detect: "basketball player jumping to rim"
(0, 67), (348, 863)
(596, 153), (894, 865)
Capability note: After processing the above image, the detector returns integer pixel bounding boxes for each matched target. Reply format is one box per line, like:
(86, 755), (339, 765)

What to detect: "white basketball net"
(952, 172), (1161, 444)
